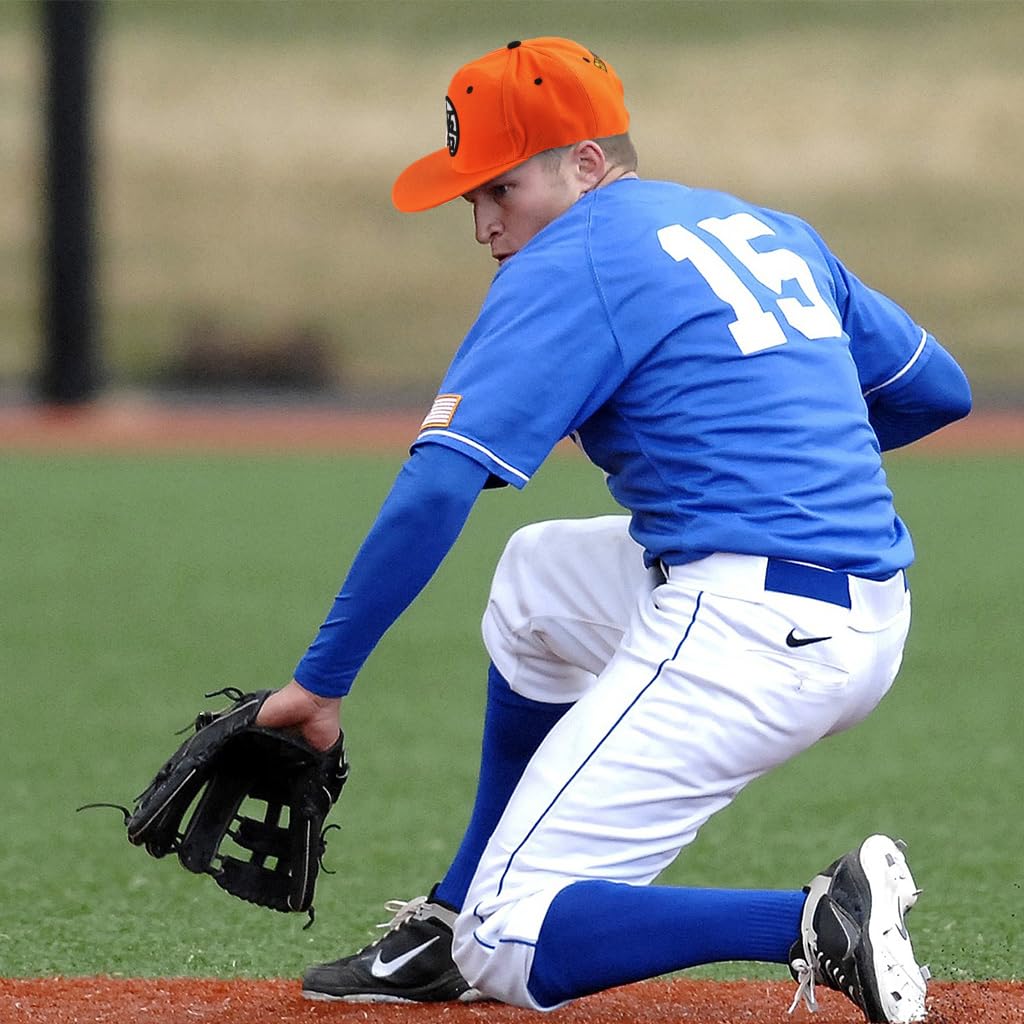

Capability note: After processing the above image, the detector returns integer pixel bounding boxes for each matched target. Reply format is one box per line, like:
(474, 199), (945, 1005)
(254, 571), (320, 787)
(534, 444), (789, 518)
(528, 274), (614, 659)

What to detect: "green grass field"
(1, 450), (1020, 982)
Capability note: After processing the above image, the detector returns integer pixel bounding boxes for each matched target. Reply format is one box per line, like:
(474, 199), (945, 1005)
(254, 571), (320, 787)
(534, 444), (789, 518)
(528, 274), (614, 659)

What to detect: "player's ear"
(572, 140), (607, 193)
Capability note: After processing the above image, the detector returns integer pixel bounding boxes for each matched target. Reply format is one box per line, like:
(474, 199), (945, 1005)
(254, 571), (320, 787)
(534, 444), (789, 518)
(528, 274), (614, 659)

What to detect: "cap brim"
(392, 148), (524, 213)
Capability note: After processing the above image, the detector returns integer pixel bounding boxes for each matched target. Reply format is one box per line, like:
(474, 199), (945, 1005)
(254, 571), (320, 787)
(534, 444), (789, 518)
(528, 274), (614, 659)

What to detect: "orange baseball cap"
(392, 37), (630, 213)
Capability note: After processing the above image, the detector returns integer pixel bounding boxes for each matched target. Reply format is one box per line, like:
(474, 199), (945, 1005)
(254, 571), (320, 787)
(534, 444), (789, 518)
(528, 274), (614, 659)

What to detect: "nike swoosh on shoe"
(369, 936), (441, 979)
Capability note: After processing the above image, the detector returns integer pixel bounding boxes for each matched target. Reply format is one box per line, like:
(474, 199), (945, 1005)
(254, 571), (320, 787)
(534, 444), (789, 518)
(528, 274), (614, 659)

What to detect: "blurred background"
(2, 3), (1021, 982)
(1, 0), (1021, 411)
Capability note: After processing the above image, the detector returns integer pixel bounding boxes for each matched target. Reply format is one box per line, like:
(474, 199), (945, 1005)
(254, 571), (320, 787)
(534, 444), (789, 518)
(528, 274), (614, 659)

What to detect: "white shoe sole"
(301, 987), (486, 1004)
(858, 835), (928, 1023)
(302, 991), (419, 1004)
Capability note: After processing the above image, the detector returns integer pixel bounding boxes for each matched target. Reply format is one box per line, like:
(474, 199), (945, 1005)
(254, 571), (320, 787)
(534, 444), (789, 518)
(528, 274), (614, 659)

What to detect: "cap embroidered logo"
(445, 97), (460, 156)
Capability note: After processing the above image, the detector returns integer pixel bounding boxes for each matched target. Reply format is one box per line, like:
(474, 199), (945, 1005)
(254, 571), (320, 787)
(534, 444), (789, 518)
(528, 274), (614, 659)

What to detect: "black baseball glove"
(93, 688), (348, 922)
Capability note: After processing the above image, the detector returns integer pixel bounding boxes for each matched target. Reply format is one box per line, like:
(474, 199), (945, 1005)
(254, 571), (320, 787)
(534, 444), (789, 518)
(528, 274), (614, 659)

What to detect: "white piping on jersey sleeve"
(862, 328), (928, 397)
(417, 429), (531, 484)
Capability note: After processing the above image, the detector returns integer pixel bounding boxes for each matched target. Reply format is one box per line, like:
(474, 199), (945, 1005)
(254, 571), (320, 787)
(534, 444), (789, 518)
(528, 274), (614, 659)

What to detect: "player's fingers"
(299, 716), (342, 752)
(256, 681), (342, 751)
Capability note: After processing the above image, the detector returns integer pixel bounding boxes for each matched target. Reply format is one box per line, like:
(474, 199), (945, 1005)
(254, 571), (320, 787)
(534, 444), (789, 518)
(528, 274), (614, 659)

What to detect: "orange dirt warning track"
(0, 401), (1023, 454)
(1, 977), (1022, 1024)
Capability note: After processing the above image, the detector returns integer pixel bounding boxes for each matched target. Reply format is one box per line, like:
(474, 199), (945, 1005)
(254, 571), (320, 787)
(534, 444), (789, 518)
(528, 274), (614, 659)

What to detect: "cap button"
(506, 40), (521, 49)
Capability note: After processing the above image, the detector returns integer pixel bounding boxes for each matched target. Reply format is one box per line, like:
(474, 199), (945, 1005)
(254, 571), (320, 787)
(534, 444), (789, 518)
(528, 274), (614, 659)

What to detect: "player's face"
(463, 152), (582, 265)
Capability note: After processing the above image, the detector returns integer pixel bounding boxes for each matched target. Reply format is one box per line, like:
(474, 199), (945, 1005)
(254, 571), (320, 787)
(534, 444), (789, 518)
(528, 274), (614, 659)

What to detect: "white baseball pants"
(455, 515), (911, 1007)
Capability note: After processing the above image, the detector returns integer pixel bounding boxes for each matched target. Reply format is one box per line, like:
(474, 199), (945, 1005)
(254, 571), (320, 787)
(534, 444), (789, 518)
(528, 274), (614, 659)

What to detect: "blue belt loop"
(764, 558), (852, 609)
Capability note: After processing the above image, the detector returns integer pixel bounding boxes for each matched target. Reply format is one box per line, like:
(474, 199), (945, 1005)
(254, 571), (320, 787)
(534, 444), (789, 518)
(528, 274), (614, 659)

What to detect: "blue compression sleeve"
(294, 444), (490, 697)
(867, 338), (971, 451)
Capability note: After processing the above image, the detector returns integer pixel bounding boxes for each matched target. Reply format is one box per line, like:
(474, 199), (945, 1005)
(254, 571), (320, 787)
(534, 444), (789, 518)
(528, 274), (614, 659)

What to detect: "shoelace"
(376, 895), (430, 932)
(788, 956), (819, 1015)
(790, 948), (863, 1016)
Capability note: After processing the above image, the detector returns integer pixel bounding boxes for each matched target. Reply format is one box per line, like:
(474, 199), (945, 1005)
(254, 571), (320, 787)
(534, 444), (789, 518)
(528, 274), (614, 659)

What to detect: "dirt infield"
(2, 977), (1022, 1024)
(1, 400), (1022, 454)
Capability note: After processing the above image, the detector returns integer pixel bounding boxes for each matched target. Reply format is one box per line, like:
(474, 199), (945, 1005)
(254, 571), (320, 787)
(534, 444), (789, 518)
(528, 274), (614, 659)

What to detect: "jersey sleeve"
(861, 336), (971, 449)
(828, 256), (971, 448)
(411, 225), (628, 488)
(828, 258), (932, 393)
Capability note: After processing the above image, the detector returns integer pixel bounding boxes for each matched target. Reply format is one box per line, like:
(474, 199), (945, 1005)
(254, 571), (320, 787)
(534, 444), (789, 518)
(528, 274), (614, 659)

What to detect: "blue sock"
(528, 879), (805, 1007)
(433, 665), (574, 909)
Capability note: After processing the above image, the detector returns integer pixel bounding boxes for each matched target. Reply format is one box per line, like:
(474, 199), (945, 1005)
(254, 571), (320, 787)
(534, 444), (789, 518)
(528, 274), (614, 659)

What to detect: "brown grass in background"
(1, 5), (1021, 402)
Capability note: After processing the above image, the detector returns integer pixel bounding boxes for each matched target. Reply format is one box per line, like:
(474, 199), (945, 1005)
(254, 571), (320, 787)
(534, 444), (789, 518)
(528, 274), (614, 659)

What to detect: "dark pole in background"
(40, 0), (102, 404)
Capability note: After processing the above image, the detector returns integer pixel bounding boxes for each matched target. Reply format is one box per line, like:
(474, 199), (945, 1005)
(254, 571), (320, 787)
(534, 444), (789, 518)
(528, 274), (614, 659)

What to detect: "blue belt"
(763, 558), (906, 609)
(764, 558), (853, 608)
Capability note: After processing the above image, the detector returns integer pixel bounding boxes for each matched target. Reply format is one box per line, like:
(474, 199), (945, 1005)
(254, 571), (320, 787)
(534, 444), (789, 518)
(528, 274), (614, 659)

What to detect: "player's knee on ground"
(451, 900), (549, 1009)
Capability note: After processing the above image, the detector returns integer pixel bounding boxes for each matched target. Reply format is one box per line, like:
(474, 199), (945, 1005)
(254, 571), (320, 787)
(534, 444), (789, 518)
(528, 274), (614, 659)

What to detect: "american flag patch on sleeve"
(420, 393), (462, 430)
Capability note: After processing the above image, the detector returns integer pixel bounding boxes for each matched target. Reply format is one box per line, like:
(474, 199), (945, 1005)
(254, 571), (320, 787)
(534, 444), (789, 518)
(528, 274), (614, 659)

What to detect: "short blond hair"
(594, 133), (638, 173)
(539, 133), (639, 175)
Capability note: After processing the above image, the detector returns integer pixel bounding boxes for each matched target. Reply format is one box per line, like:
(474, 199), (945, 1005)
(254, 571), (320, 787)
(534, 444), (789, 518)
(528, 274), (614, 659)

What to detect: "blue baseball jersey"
(412, 178), (939, 577)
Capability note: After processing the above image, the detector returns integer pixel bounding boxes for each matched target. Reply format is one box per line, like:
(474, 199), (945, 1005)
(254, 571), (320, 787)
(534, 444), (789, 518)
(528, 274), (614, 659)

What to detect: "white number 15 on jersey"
(657, 213), (843, 355)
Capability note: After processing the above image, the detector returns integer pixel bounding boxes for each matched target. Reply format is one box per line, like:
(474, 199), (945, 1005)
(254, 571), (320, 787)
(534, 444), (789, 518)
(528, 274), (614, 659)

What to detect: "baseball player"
(256, 37), (971, 1022)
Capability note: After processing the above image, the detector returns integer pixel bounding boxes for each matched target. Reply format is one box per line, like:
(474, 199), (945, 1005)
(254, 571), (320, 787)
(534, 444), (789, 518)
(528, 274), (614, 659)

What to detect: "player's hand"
(255, 679), (342, 752)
